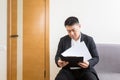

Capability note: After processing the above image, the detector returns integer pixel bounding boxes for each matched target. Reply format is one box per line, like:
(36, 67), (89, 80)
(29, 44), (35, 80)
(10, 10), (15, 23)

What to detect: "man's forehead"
(66, 24), (79, 30)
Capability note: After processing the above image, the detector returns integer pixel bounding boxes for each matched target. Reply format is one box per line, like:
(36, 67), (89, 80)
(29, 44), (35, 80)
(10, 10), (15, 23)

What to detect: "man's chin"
(71, 37), (76, 40)
(73, 37), (79, 41)
(69, 36), (77, 40)
(70, 37), (74, 39)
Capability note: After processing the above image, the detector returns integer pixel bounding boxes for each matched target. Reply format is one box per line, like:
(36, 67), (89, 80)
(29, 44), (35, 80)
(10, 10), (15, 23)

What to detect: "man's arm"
(78, 37), (99, 68)
(88, 37), (99, 68)
(55, 38), (63, 67)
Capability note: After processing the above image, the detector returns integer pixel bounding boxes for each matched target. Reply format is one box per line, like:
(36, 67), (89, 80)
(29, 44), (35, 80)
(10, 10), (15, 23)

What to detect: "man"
(55, 16), (99, 80)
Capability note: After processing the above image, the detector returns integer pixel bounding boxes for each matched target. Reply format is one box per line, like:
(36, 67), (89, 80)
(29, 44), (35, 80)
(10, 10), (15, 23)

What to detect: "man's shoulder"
(60, 35), (70, 41)
(81, 33), (93, 40)
(61, 35), (70, 39)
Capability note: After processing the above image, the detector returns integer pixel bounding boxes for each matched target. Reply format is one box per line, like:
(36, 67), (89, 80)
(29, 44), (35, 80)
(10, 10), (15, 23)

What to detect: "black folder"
(60, 55), (84, 67)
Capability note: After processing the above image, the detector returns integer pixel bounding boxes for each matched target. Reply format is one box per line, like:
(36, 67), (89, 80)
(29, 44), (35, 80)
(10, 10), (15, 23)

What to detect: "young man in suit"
(55, 16), (99, 80)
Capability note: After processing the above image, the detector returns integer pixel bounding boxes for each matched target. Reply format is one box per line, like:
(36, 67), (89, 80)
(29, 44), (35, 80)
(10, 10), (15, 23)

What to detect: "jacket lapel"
(65, 33), (85, 50)
(80, 33), (85, 42)
(65, 36), (71, 50)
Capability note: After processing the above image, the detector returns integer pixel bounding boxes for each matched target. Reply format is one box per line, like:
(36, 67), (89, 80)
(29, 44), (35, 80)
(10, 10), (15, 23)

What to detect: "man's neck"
(74, 34), (81, 41)
(75, 36), (80, 41)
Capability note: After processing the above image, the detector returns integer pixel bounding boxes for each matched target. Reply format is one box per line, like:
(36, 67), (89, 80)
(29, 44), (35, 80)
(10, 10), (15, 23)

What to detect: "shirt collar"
(72, 33), (81, 42)
(71, 33), (81, 46)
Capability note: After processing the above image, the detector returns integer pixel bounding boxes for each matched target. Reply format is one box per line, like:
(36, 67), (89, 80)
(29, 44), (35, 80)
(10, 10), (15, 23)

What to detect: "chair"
(95, 44), (120, 80)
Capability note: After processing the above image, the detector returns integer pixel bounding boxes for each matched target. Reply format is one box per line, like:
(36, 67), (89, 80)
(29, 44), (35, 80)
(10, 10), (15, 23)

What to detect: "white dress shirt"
(70, 34), (81, 69)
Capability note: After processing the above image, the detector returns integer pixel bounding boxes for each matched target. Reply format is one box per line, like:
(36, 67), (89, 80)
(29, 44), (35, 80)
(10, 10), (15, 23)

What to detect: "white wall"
(50, 0), (120, 80)
(17, 0), (23, 80)
(0, 0), (7, 80)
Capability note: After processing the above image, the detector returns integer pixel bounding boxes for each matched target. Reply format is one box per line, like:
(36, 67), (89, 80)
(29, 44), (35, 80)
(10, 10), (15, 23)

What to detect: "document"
(61, 41), (92, 61)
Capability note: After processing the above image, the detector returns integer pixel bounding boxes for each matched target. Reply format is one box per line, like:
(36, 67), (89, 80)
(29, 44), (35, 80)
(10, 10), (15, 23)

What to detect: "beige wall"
(0, 0), (7, 80)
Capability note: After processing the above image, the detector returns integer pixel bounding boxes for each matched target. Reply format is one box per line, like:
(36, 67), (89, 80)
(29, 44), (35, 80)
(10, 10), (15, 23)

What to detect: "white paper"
(61, 41), (92, 61)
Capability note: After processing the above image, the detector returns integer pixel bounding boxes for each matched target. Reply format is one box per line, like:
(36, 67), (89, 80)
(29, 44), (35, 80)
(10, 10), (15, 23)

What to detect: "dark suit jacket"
(55, 33), (99, 79)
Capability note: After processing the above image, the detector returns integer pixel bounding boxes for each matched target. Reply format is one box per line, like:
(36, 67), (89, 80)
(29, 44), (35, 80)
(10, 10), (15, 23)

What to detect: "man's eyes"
(67, 29), (76, 33)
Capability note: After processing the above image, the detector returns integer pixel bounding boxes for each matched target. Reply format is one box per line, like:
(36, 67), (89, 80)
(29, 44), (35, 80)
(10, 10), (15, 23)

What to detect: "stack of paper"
(61, 41), (92, 61)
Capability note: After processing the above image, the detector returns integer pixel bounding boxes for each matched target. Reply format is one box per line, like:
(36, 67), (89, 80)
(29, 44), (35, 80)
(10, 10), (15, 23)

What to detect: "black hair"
(64, 16), (79, 27)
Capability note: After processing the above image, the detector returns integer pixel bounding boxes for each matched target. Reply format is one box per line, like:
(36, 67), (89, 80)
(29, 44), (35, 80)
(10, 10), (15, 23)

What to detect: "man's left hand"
(78, 61), (89, 68)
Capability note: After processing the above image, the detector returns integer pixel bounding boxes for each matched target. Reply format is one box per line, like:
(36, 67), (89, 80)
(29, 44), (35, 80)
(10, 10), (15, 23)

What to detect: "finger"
(79, 63), (88, 68)
(79, 62), (86, 65)
(81, 65), (87, 68)
(80, 64), (88, 68)
(58, 63), (62, 67)
(80, 63), (87, 67)
(80, 63), (89, 68)
(58, 61), (65, 67)
(78, 62), (86, 65)
(79, 63), (86, 68)
(62, 62), (69, 67)
(66, 62), (69, 64)
(79, 61), (86, 64)
(83, 61), (89, 65)
(79, 61), (89, 66)
(64, 62), (69, 66)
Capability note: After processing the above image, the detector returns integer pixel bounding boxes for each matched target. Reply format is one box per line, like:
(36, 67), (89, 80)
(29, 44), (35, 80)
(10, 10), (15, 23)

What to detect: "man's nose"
(70, 31), (74, 35)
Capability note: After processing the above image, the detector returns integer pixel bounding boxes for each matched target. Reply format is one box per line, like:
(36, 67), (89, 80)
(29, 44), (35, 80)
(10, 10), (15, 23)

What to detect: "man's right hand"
(58, 59), (69, 68)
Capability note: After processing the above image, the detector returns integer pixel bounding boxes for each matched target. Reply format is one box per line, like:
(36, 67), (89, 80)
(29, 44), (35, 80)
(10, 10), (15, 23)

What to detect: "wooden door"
(7, 0), (49, 80)
(23, 0), (49, 80)
(7, 0), (17, 80)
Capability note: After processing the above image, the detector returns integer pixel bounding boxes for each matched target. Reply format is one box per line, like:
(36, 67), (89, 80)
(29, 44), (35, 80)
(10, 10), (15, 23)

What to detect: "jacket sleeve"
(88, 37), (99, 68)
(55, 38), (64, 67)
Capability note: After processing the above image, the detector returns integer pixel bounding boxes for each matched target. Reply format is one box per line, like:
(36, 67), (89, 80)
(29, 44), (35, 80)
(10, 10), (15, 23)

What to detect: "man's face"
(66, 24), (81, 40)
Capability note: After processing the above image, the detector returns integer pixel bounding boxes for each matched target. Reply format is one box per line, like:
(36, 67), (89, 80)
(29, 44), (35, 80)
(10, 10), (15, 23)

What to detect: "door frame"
(7, 0), (49, 80)
(45, 0), (50, 80)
